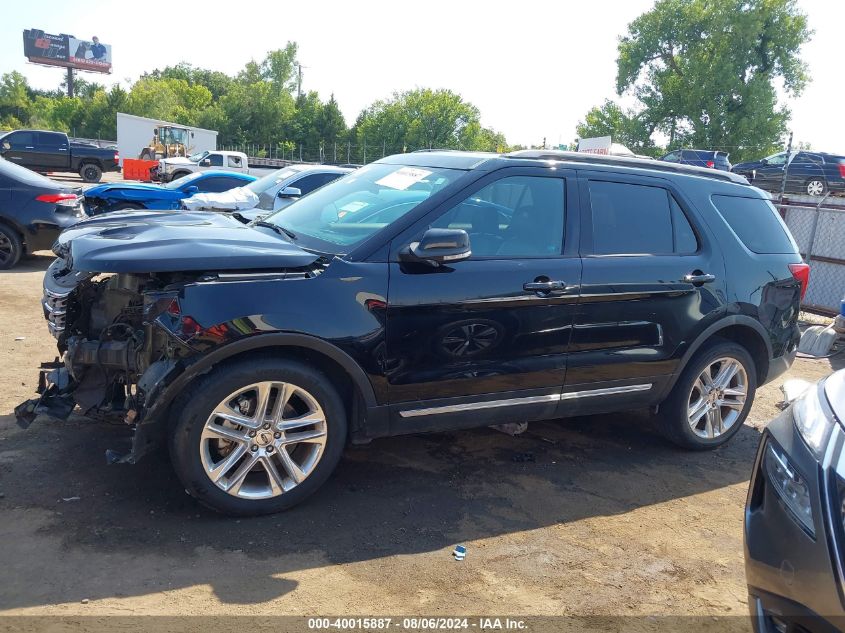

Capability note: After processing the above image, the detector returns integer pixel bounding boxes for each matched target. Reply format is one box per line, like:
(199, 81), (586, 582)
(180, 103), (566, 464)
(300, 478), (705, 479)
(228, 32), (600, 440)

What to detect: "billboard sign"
(22, 29), (112, 74)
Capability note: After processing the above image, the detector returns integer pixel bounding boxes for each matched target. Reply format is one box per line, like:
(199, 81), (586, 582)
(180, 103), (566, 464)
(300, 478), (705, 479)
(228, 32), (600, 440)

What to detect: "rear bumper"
(765, 347), (798, 385)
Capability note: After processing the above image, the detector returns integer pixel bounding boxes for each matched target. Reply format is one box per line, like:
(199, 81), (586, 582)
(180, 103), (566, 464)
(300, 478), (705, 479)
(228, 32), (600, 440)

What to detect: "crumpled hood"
(56, 210), (320, 273)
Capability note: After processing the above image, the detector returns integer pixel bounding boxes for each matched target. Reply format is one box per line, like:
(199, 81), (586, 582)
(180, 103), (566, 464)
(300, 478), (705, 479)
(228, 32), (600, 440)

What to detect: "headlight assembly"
(793, 383), (835, 458)
(765, 440), (815, 536)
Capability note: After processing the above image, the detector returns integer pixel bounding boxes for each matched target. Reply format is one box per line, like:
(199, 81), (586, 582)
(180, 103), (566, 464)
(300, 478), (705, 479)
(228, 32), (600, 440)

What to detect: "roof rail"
(505, 149), (748, 185)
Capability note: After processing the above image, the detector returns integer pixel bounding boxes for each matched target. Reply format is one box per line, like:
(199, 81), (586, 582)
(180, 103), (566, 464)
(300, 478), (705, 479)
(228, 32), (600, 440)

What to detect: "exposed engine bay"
(15, 257), (201, 459)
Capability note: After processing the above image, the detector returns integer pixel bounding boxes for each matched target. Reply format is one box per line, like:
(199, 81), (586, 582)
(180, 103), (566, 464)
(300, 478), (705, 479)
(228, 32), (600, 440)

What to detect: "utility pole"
(66, 67), (74, 98)
(297, 64), (303, 99)
(778, 131), (794, 207)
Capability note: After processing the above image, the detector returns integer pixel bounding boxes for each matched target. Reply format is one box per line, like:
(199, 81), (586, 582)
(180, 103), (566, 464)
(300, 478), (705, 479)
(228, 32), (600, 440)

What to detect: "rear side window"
(711, 195), (796, 254)
(588, 180), (698, 255)
(38, 132), (66, 149)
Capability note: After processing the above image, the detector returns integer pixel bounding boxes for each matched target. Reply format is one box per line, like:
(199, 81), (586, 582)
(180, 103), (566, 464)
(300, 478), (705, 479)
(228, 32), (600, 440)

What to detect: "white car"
(181, 164), (354, 221)
(157, 150), (249, 182)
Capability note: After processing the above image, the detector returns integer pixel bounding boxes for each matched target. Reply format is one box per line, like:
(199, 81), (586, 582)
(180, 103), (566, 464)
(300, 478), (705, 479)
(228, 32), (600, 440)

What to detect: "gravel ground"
(0, 254), (839, 629)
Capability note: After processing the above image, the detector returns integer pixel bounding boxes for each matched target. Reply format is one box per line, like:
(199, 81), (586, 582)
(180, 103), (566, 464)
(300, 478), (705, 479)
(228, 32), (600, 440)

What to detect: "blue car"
(83, 170), (256, 215)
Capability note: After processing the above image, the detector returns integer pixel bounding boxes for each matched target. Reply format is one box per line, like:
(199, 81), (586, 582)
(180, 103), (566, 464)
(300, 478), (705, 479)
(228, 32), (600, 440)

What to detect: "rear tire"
(806, 178), (826, 197)
(657, 339), (756, 450)
(79, 163), (102, 183)
(171, 171), (191, 181)
(0, 223), (23, 269)
(169, 357), (347, 516)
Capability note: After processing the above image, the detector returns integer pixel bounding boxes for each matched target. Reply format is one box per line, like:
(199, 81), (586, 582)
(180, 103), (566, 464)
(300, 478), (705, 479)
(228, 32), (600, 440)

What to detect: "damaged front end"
(15, 255), (201, 463)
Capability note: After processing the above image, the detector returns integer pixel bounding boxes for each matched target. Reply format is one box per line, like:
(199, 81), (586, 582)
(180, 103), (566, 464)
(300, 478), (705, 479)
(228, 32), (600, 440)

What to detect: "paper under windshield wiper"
(254, 220), (297, 240)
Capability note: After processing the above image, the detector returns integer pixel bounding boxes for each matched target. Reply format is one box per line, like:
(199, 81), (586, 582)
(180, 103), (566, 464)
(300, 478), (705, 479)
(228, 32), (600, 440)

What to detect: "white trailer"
(116, 113), (218, 167)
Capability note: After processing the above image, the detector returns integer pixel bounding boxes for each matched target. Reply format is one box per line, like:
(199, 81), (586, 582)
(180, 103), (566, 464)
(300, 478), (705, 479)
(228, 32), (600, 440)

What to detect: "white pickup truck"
(156, 150), (249, 182)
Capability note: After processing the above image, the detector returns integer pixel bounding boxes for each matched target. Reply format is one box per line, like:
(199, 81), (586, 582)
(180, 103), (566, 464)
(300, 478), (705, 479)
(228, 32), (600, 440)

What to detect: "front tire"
(79, 163), (102, 183)
(169, 357), (347, 516)
(657, 339), (756, 450)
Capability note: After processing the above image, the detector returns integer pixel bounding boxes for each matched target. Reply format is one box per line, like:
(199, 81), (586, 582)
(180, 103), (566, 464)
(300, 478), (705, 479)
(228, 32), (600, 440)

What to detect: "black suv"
(732, 151), (845, 197)
(660, 149), (732, 171)
(17, 150), (806, 515)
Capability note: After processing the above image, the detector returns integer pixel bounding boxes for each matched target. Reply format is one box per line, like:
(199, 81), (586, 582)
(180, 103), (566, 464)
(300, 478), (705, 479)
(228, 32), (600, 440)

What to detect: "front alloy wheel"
(200, 381), (327, 499)
(170, 358), (347, 515)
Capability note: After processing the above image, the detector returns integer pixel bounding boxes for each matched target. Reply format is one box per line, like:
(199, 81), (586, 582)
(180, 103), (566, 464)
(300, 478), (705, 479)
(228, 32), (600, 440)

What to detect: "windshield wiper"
(254, 220), (297, 240)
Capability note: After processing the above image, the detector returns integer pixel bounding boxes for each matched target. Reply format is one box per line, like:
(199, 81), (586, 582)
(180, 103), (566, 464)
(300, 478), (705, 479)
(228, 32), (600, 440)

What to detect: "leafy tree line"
(576, 0), (812, 162)
(0, 42), (511, 162)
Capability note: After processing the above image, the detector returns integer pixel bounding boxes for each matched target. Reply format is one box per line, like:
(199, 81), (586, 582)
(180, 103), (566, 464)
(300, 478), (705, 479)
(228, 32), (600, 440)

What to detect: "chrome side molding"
(399, 383), (653, 418)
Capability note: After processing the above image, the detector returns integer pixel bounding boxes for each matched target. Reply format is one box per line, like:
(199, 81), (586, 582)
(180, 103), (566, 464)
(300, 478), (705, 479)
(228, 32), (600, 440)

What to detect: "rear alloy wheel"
(686, 357), (748, 440)
(170, 358), (347, 515)
(657, 340), (756, 450)
(0, 224), (23, 269)
(80, 163), (102, 183)
(806, 179), (826, 196)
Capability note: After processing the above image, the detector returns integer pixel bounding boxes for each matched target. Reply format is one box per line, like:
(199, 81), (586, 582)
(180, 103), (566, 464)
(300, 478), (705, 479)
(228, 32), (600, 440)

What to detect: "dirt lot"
(0, 254), (838, 628)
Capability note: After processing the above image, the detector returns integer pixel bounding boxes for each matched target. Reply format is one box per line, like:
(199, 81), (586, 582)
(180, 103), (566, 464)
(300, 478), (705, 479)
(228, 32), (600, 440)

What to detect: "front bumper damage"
(14, 256), (196, 464)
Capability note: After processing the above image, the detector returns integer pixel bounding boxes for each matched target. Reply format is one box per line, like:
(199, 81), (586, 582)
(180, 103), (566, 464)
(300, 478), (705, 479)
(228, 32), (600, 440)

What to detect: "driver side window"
(431, 176), (565, 258)
(207, 154), (224, 167)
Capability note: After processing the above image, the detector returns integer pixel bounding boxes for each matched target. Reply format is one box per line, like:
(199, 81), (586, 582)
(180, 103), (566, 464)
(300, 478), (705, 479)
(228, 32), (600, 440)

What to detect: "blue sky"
(2, 0), (840, 152)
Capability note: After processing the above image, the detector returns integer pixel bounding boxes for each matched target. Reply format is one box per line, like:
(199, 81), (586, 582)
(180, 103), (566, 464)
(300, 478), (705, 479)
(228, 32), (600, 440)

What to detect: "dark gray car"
(745, 369), (845, 632)
(0, 158), (86, 268)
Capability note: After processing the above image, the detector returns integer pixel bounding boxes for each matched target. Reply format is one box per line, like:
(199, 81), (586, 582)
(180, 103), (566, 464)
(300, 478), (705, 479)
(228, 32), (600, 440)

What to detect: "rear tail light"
(36, 193), (79, 208)
(114, 152), (120, 162)
(838, 161), (845, 179)
(706, 160), (715, 168)
(789, 262), (810, 300)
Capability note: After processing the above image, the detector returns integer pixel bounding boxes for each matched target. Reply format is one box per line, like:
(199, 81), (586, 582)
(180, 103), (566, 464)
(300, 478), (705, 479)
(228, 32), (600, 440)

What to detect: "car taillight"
(838, 162), (845, 179)
(789, 263), (810, 300)
(36, 193), (78, 207)
(706, 160), (715, 168)
(114, 152), (120, 162)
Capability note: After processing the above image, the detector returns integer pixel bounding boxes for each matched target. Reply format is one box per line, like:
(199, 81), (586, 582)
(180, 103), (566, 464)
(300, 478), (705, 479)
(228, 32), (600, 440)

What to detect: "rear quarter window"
(711, 194), (797, 254)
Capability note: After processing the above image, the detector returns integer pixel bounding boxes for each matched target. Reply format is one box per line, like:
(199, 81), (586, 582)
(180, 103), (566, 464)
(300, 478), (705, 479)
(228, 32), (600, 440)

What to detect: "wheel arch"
(661, 316), (772, 399)
(146, 333), (382, 446)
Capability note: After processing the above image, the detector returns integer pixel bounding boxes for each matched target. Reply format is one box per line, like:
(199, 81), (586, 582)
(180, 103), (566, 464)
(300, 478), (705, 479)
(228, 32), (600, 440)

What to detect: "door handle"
(683, 272), (716, 285)
(523, 279), (568, 294)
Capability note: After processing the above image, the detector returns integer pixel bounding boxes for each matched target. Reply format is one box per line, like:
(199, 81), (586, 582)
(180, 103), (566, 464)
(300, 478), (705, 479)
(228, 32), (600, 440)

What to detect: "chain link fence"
(778, 192), (845, 314)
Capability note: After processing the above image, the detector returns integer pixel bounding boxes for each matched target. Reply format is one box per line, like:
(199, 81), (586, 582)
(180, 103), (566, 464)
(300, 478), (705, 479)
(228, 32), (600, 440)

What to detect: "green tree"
(576, 99), (660, 156)
(615, 0), (811, 160)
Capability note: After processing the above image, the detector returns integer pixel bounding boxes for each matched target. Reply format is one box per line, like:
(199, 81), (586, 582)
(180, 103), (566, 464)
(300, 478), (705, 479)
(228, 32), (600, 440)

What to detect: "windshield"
(187, 150), (209, 163)
(246, 167), (303, 210)
(764, 152), (788, 166)
(261, 163), (463, 252)
(164, 171), (206, 190)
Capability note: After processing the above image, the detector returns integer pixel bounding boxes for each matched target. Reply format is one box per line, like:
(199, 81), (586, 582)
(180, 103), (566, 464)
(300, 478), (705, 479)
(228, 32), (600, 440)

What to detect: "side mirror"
(278, 186), (302, 199)
(402, 228), (471, 266)
(200, 159), (211, 166)
(760, 158), (768, 165)
(1, 141), (9, 151)
(184, 185), (199, 195)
